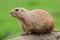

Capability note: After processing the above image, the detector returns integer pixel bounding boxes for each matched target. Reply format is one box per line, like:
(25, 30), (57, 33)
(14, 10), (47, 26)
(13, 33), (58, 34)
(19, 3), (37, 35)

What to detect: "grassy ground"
(0, 0), (60, 40)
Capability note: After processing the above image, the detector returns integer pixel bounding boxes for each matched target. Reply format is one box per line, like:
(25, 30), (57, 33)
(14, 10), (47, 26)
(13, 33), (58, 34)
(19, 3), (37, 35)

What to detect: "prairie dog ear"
(21, 9), (24, 12)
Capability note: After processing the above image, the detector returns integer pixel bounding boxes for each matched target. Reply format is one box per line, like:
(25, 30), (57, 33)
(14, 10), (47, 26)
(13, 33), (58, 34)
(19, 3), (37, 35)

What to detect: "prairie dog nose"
(10, 12), (13, 14)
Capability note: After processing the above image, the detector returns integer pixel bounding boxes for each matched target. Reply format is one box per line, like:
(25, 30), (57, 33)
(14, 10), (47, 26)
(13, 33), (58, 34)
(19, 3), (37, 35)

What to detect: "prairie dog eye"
(15, 9), (19, 11)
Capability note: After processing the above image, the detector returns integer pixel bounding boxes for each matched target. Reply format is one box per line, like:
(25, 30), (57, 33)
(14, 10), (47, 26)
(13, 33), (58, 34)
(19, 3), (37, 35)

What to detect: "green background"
(0, 0), (60, 40)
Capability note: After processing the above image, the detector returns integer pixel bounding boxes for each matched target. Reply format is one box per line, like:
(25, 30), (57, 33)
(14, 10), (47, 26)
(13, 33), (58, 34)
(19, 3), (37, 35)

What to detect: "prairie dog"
(10, 8), (54, 34)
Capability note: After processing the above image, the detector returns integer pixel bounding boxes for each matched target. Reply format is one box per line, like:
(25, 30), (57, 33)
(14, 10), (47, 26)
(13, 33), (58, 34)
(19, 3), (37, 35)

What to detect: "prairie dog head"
(10, 8), (30, 19)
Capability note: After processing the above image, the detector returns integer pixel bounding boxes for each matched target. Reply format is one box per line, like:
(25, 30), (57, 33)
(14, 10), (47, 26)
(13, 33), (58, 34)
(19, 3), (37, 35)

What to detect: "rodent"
(10, 8), (54, 34)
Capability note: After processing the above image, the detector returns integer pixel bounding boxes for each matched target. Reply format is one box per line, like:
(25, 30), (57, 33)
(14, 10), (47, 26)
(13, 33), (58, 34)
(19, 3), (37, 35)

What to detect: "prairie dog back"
(31, 9), (54, 33)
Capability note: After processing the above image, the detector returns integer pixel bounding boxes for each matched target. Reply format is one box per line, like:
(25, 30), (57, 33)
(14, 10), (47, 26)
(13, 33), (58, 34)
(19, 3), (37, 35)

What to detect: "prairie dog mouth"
(10, 12), (16, 17)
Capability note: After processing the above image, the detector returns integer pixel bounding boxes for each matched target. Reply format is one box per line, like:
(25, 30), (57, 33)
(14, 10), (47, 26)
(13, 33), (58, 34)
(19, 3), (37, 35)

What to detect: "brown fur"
(10, 8), (54, 34)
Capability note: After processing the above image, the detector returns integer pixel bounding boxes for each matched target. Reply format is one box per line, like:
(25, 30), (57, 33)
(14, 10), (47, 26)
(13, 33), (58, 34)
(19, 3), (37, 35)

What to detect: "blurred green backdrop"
(0, 0), (60, 40)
